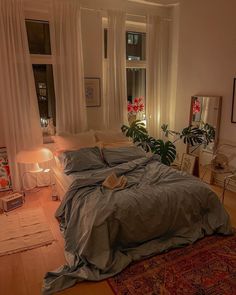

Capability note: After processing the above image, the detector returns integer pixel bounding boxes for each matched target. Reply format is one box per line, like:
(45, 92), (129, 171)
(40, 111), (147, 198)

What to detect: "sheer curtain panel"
(103, 10), (128, 129)
(51, 0), (87, 134)
(0, 0), (43, 190)
(146, 15), (170, 139)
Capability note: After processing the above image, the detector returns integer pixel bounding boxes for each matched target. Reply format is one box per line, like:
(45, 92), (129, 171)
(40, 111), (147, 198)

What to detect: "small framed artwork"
(180, 153), (197, 175)
(85, 78), (101, 107)
(231, 78), (236, 123)
(0, 147), (11, 191)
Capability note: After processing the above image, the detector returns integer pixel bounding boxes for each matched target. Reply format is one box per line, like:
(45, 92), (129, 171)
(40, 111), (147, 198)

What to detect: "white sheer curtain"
(146, 15), (170, 139)
(103, 10), (128, 129)
(51, 0), (87, 134)
(0, 0), (42, 190)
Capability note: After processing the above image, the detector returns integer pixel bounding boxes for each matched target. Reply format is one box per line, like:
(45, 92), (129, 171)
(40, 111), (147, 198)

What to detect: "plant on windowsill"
(121, 120), (215, 166)
(127, 97), (145, 125)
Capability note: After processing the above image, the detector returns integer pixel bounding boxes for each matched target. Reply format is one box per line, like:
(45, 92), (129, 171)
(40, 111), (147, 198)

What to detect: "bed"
(42, 133), (233, 295)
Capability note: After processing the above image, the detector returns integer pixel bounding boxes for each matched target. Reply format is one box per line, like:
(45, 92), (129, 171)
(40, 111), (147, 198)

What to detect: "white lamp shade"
(16, 148), (53, 164)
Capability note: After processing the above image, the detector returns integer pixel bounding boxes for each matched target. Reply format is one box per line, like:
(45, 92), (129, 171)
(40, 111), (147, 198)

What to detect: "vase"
(128, 114), (136, 125)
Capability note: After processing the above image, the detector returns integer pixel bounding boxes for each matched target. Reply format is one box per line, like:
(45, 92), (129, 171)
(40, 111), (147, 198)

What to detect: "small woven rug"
(108, 234), (236, 295)
(0, 208), (55, 256)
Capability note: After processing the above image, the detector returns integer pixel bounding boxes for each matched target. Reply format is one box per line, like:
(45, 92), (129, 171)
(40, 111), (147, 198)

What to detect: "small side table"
(222, 174), (236, 203)
(201, 164), (235, 202)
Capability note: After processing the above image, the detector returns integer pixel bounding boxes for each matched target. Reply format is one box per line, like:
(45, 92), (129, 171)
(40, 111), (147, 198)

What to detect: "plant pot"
(128, 114), (136, 125)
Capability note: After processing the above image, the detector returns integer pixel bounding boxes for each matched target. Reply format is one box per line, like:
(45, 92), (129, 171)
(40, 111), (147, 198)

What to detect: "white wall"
(175, 0), (236, 156)
(0, 126), (5, 147)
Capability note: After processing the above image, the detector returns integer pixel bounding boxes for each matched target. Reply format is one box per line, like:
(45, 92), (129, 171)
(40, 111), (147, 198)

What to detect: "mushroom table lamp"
(16, 147), (53, 172)
(16, 147), (53, 190)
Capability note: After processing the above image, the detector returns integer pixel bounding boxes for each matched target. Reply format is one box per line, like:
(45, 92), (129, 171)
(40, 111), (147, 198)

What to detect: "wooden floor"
(0, 185), (235, 295)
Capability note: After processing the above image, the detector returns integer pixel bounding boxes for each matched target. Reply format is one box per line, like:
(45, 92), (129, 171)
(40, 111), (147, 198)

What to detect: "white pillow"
(95, 130), (129, 144)
(53, 130), (96, 152)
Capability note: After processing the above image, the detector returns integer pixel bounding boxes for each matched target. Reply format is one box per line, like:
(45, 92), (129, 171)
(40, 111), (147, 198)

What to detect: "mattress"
(52, 166), (107, 199)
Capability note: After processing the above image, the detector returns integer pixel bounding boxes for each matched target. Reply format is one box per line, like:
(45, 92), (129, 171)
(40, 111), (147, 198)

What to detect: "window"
(103, 27), (146, 120)
(25, 20), (51, 55)
(127, 68), (146, 104)
(104, 28), (108, 59)
(126, 30), (146, 121)
(32, 65), (56, 126)
(25, 19), (56, 130)
(126, 31), (146, 61)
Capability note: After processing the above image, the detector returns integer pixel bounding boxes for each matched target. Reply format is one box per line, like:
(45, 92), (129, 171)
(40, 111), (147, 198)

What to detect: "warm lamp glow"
(16, 148), (53, 172)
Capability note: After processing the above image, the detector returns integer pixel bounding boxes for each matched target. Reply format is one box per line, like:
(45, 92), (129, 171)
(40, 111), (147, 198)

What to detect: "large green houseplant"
(121, 120), (215, 166)
(121, 120), (176, 166)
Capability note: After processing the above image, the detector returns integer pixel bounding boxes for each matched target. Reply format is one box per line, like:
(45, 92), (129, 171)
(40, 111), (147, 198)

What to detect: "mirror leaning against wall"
(188, 96), (222, 170)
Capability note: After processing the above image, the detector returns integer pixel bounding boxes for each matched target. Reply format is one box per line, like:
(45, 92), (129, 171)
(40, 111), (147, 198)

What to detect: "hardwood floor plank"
(41, 242), (66, 270)
(21, 248), (46, 295)
(0, 253), (27, 295)
(57, 281), (113, 295)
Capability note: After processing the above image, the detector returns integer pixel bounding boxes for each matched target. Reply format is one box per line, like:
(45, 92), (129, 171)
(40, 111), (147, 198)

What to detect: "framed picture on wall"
(0, 147), (11, 191)
(180, 153), (197, 175)
(232, 78), (236, 123)
(85, 78), (101, 107)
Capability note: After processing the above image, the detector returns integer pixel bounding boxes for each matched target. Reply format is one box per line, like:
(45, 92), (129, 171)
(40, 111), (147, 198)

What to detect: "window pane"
(104, 28), (108, 58)
(126, 32), (146, 61)
(26, 20), (51, 55)
(32, 64), (56, 126)
(127, 68), (146, 119)
(127, 33), (133, 44)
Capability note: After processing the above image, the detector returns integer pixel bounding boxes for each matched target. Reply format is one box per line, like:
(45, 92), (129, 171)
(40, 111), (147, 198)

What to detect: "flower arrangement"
(127, 97), (145, 115)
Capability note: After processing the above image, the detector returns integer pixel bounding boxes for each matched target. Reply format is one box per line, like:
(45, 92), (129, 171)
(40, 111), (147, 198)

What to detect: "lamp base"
(29, 163), (43, 173)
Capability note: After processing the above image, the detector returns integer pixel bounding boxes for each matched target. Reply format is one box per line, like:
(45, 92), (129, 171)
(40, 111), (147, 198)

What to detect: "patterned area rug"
(0, 208), (55, 256)
(108, 234), (236, 295)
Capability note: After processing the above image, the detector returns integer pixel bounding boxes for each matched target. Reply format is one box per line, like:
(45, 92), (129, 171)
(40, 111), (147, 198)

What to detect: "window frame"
(25, 11), (56, 133)
(24, 10), (54, 64)
(103, 18), (147, 118)
(125, 23), (147, 121)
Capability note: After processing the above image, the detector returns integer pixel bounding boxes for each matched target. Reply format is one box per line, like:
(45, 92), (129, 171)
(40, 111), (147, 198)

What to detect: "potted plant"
(121, 120), (215, 166)
(127, 97), (145, 125)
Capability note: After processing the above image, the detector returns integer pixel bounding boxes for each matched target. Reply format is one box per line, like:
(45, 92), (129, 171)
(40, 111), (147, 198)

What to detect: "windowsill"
(43, 135), (54, 144)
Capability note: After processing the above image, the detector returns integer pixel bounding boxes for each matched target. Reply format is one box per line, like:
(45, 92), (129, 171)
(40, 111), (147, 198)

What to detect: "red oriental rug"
(108, 234), (236, 295)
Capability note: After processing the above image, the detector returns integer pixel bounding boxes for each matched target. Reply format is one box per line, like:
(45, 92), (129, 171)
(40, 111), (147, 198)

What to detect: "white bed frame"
(51, 169), (67, 201)
(44, 142), (67, 201)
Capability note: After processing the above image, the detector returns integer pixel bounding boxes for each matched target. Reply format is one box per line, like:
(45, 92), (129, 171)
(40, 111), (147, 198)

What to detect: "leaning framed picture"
(85, 78), (101, 107)
(232, 78), (236, 123)
(180, 153), (197, 175)
(0, 147), (11, 191)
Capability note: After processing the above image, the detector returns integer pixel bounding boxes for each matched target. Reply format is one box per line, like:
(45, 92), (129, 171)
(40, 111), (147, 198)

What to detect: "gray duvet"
(43, 156), (233, 294)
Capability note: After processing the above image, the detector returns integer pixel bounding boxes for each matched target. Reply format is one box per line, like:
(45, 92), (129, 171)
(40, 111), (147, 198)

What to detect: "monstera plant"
(161, 123), (215, 153)
(121, 120), (215, 166)
(121, 120), (176, 166)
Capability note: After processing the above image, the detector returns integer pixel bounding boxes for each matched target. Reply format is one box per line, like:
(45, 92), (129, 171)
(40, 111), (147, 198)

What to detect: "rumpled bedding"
(42, 156), (233, 294)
